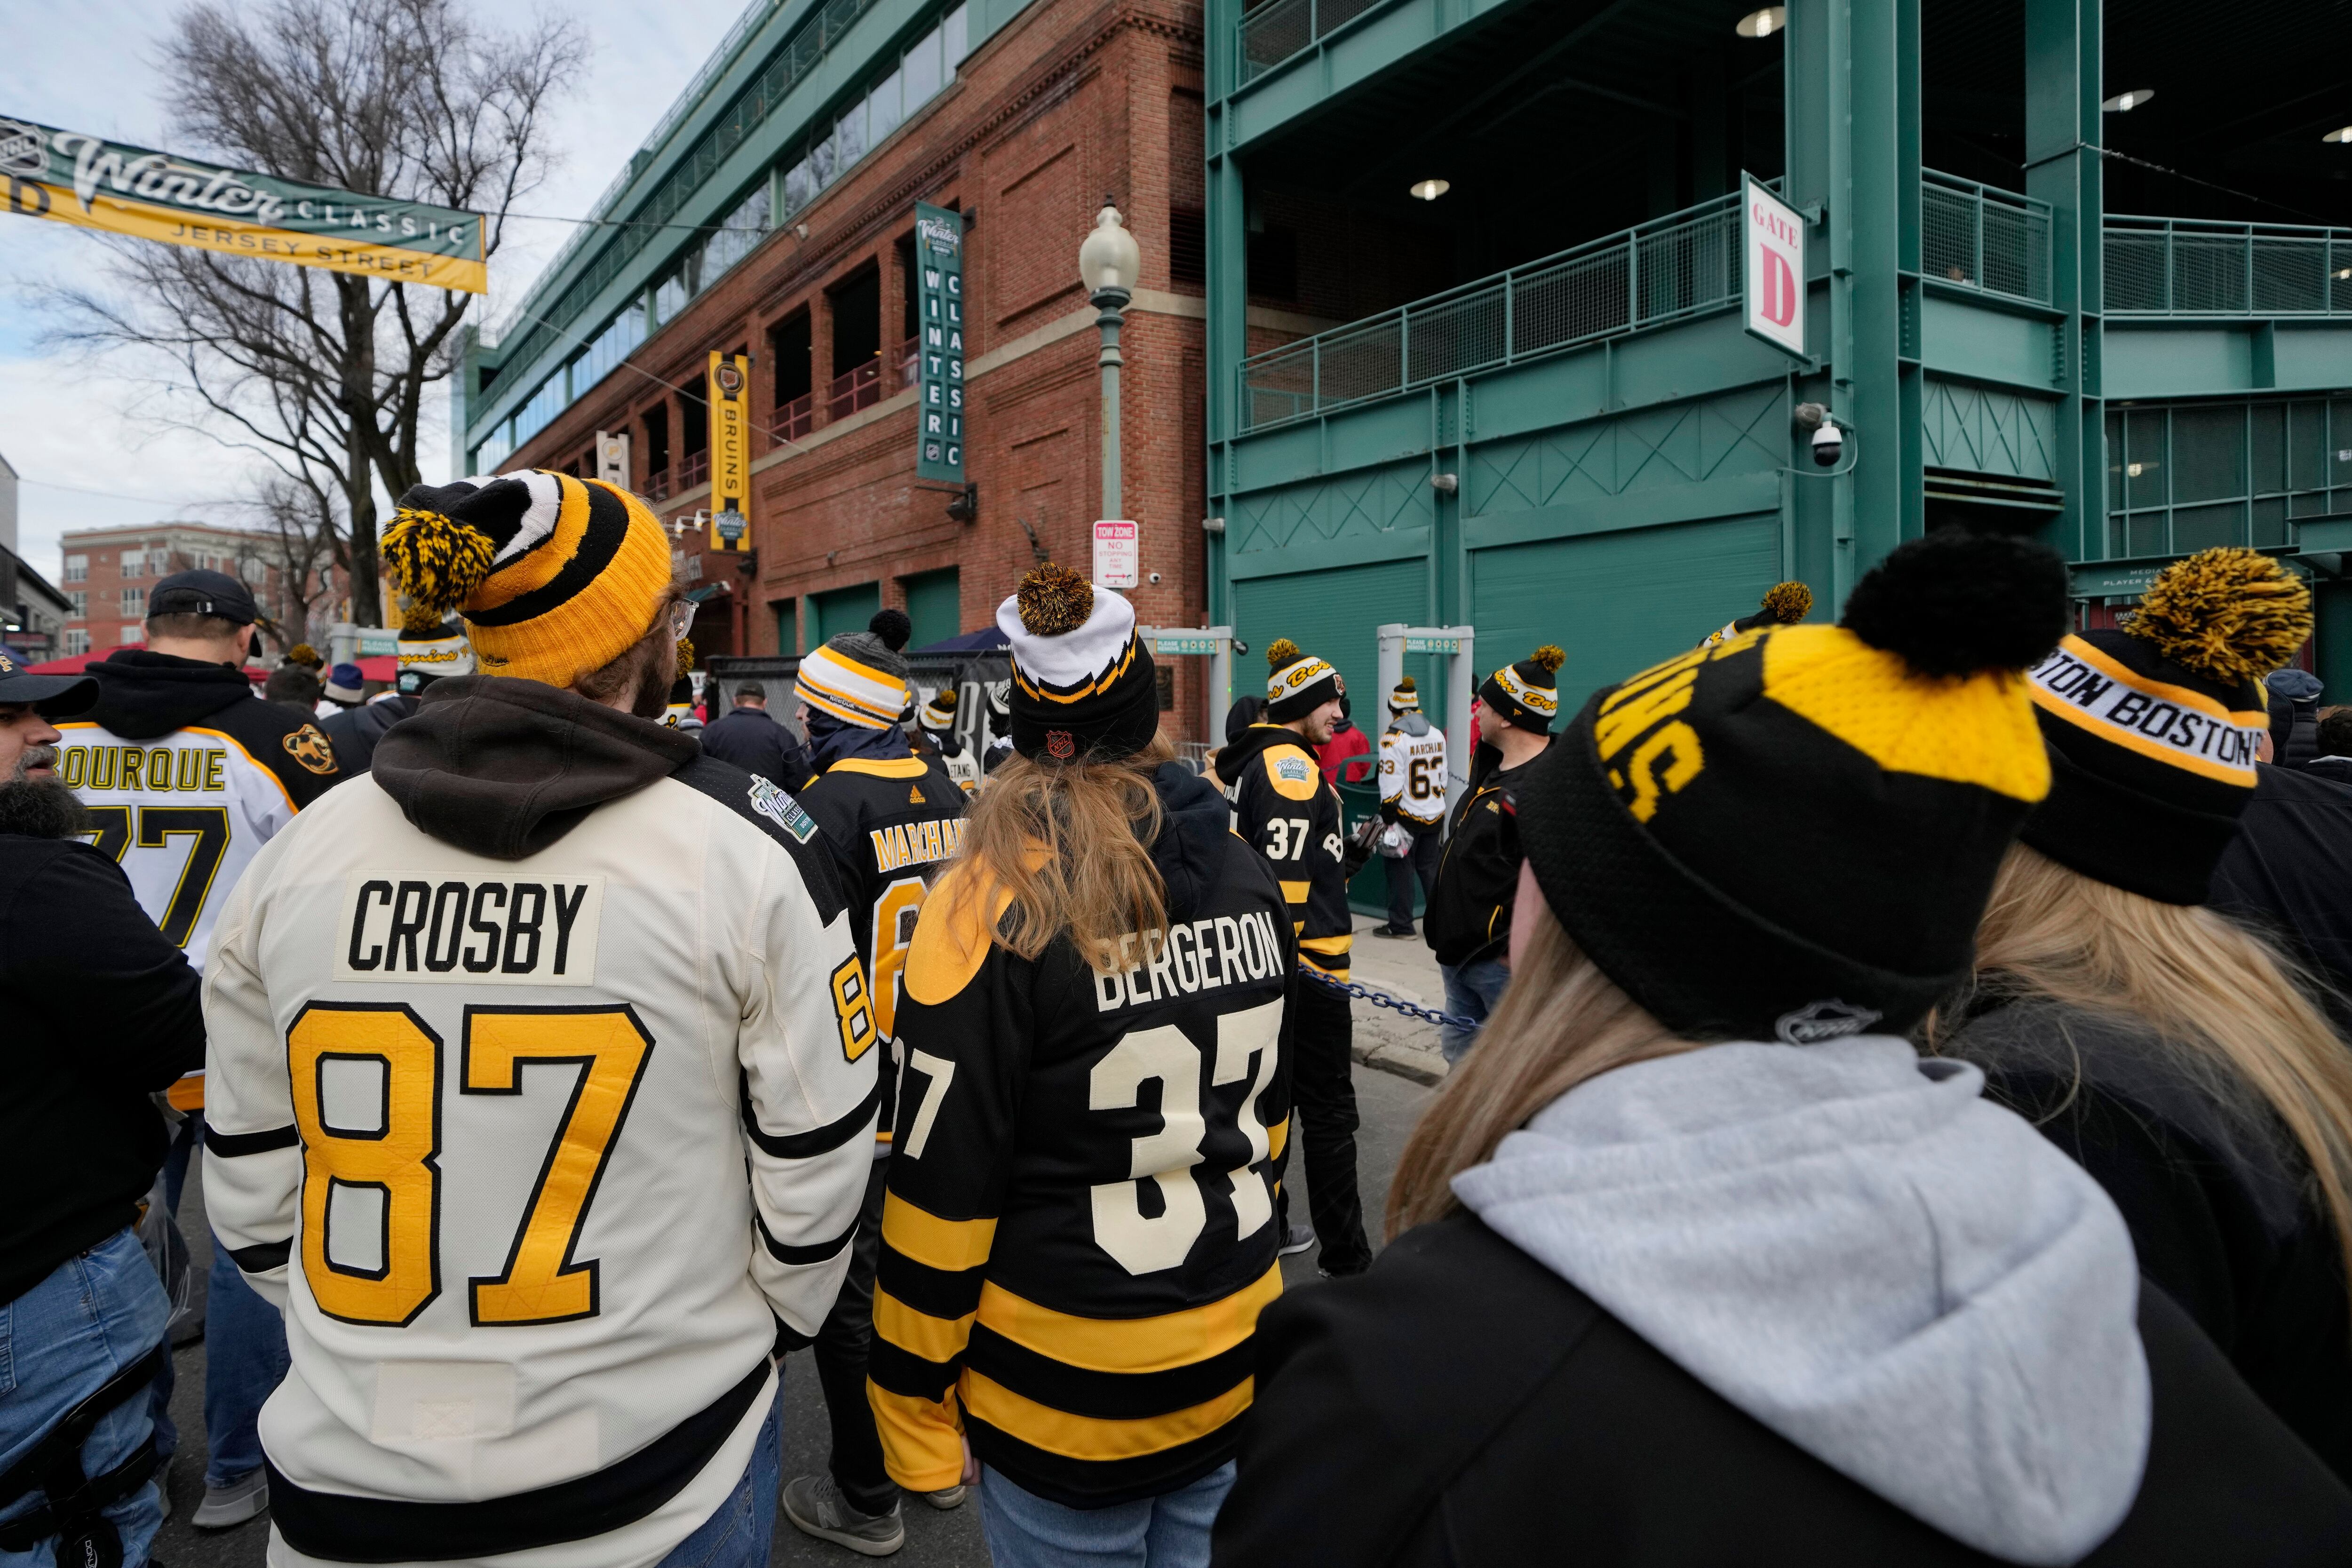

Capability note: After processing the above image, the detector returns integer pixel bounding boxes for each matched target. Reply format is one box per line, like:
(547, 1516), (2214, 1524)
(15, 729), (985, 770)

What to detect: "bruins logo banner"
(0, 115), (487, 294)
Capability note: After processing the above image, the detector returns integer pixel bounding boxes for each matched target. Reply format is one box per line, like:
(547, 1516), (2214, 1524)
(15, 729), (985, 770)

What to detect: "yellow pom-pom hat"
(2023, 546), (2310, 905)
(1264, 635), (1343, 723)
(1703, 580), (1815, 650)
(383, 470), (673, 691)
(1479, 644), (1568, 734)
(1389, 673), (1420, 713)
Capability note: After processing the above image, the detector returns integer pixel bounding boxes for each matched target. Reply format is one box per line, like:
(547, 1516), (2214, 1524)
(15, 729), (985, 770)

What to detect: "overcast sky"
(0, 0), (752, 585)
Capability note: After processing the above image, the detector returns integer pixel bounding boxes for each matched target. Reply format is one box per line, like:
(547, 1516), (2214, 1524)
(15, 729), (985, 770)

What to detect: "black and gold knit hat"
(994, 563), (1160, 760)
(1703, 581), (1814, 648)
(2023, 548), (2309, 905)
(797, 609), (913, 730)
(384, 470), (672, 689)
(393, 604), (474, 696)
(1479, 645), (1565, 733)
(1389, 675), (1420, 714)
(1264, 637), (1343, 722)
(1518, 531), (2070, 1044)
(919, 686), (959, 731)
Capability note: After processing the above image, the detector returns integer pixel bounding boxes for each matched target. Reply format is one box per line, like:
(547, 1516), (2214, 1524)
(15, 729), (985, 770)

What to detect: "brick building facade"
(58, 522), (344, 660)
(481, 0), (1286, 741)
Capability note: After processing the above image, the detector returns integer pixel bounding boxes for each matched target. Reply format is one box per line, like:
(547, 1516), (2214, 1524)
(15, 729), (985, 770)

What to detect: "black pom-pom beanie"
(1517, 531), (2070, 1044)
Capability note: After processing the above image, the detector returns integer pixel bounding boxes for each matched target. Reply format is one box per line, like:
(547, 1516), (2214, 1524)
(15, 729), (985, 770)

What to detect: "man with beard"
(0, 653), (206, 1568)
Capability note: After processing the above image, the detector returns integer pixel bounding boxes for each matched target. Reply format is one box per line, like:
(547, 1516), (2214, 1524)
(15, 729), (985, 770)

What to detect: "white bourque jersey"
(1380, 723), (1449, 828)
(55, 720), (310, 971)
(202, 767), (876, 1568)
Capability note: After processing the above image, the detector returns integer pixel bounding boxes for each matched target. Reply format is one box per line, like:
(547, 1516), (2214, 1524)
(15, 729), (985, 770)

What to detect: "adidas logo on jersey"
(335, 873), (604, 984)
(910, 785), (927, 804)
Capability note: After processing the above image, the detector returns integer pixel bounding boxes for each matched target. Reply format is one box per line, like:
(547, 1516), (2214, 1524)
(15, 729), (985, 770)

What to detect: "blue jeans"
(653, 1386), (780, 1568)
(979, 1461), (1234, 1568)
(1438, 957), (1511, 1065)
(0, 1230), (168, 1568)
(147, 1235), (288, 1487)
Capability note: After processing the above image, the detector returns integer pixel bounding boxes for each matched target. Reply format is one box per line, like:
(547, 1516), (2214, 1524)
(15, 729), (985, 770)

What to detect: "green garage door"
(1470, 514), (1787, 714)
(1234, 559), (1431, 733)
(810, 582), (882, 645)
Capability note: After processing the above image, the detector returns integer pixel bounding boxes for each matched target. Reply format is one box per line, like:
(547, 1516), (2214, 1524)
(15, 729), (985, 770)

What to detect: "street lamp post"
(1079, 196), (1142, 524)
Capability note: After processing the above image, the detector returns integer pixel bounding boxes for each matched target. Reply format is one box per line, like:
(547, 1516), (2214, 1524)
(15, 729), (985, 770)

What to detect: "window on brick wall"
(681, 388), (708, 456)
(770, 310), (812, 404)
(69, 591), (86, 617)
(64, 555), (87, 582)
(1170, 209), (1206, 287)
(643, 404), (670, 477)
(120, 587), (144, 617)
(829, 266), (881, 380)
(120, 623), (141, 645)
(64, 628), (89, 656)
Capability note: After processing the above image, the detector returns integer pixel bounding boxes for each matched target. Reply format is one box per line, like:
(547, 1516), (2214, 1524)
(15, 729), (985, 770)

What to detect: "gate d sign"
(1743, 175), (1806, 359)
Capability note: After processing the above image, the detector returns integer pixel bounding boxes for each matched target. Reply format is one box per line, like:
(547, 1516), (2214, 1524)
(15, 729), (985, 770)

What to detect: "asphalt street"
(153, 1052), (1434, 1568)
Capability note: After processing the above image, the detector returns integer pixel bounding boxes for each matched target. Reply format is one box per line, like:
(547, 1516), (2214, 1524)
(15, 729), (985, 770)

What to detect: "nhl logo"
(1046, 730), (1076, 758)
(0, 120), (43, 178)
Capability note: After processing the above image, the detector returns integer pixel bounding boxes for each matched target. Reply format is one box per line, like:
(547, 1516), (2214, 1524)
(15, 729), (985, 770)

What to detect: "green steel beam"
(1216, 0), (1528, 151)
(2025, 0), (2103, 563)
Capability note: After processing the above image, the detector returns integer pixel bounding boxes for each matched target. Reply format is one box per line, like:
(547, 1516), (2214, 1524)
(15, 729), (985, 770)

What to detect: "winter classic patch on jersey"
(282, 723), (338, 775)
(335, 873), (604, 984)
(747, 776), (819, 842)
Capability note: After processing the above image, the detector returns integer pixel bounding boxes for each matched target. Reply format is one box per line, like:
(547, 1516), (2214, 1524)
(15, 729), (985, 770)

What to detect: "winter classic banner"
(0, 115), (488, 294)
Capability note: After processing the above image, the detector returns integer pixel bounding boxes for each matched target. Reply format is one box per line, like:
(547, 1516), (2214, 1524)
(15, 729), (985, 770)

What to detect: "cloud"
(2, 0), (758, 582)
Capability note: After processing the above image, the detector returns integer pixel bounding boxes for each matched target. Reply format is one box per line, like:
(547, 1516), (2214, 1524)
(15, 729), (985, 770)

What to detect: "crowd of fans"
(11, 461), (2352, 1568)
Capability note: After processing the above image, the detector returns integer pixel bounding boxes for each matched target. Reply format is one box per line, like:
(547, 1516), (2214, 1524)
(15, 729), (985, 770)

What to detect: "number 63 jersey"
(867, 768), (1296, 1509)
(199, 753), (876, 1568)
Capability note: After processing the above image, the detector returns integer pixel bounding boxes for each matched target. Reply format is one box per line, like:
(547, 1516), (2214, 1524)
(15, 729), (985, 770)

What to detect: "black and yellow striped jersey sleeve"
(867, 836), (1295, 1508)
(1226, 735), (1352, 980)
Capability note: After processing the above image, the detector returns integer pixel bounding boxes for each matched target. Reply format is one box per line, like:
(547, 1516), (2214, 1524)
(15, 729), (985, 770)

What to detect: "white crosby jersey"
(1380, 721), (1449, 828)
(201, 762), (875, 1568)
(56, 719), (328, 971)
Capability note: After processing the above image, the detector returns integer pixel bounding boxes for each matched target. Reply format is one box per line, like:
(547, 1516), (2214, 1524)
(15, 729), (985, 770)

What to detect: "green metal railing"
(1238, 191), (1743, 432)
(1238, 0), (1385, 82)
(1922, 171), (2051, 306)
(2104, 216), (2352, 316)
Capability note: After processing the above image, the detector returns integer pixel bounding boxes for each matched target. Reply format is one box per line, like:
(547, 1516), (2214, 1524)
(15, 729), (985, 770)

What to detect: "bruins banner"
(0, 115), (487, 294)
(707, 352), (751, 552)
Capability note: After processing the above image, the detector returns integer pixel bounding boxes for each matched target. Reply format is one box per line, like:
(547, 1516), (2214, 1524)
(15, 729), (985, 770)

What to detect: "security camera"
(1811, 423), (1844, 467)
(1147, 571), (1162, 585)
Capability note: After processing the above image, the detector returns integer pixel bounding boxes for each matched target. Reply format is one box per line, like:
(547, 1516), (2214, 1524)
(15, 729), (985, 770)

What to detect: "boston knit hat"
(1518, 530), (2070, 1044)
(394, 606), (475, 696)
(796, 609), (914, 729)
(1703, 580), (1813, 648)
(996, 562), (1160, 760)
(1479, 645), (1565, 733)
(1264, 638), (1343, 723)
(920, 686), (959, 732)
(2022, 547), (2308, 905)
(1389, 675), (1420, 713)
(383, 470), (672, 689)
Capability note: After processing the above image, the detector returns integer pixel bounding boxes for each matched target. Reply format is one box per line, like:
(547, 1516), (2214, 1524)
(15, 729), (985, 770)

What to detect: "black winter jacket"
(699, 705), (815, 788)
(1213, 1213), (2352, 1567)
(320, 694), (418, 777)
(1422, 742), (1547, 967)
(2210, 763), (2352, 1012)
(1945, 995), (2352, 1480)
(0, 835), (206, 1303)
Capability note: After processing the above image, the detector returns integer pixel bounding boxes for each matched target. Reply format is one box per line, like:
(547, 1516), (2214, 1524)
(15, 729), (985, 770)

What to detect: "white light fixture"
(2102, 89), (2155, 112)
(1409, 178), (1451, 201)
(1078, 198), (1141, 294)
(2337, 267), (2352, 280)
(1736, 7), (1784, 38)
(2325, 127), (2352, 144)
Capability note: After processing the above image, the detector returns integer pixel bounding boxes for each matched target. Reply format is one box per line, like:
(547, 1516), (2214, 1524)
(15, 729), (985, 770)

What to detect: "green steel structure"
(1202, 0), (2352, 720)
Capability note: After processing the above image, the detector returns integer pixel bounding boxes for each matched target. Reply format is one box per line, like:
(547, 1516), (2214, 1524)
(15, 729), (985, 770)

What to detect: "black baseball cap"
(151, 568), (258, 624)
(0, 647), (96, 716)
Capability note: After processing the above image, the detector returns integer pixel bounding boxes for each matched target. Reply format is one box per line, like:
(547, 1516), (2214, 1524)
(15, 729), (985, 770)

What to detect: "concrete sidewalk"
(1337, 910), (1454, 1086)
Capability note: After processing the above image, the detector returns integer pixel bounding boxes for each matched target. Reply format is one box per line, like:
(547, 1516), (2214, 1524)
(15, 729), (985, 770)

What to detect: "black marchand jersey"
(867, 764), (1295, 1508)
(798, 748), (972, 1143)
(1216, 724), (1351, 979)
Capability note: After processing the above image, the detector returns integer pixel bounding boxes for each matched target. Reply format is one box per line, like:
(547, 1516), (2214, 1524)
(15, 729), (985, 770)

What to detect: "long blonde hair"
(1936, 842), (2352, 1300)
(1387, 902), (1696, 1235)
(963, 732), (1176, 971)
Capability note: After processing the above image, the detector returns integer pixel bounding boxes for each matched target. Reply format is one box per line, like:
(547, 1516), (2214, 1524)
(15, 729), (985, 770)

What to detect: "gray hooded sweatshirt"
(1452, 1035), (2152, 1566)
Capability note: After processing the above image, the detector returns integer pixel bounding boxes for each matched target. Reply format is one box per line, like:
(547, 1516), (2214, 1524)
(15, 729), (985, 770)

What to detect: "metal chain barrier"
(1296, 961), (1479, 1033)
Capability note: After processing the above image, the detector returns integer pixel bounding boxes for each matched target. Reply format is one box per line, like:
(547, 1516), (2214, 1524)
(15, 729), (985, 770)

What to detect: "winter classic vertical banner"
(0, 115), (487, 294)
(707, 352), (752, 551)
(914, 203), (965, 485)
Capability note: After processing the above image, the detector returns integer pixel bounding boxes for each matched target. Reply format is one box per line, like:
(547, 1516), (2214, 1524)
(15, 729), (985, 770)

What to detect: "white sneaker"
(1277, 1223), (1317, 1257)
(191, 1468), (267, 1529)
(781, 1473), (905, 1556)
(922, 1483), (966, 1510)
